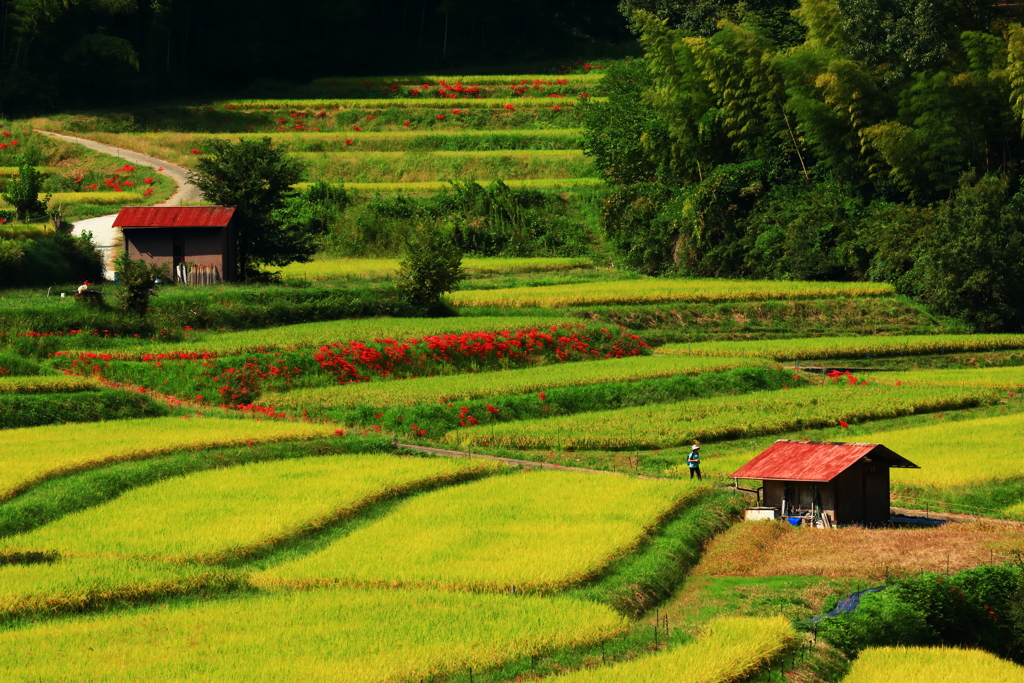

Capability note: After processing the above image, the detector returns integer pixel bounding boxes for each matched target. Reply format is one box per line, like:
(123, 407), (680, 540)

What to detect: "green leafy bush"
(815, 564), (1024, 663)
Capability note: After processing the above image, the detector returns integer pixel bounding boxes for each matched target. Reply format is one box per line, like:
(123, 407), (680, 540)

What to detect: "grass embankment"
(257, 471), (703, 593)
(0, 589), (626, 682)
(1, 454), (497, 564)
(0, 387), (169, 429)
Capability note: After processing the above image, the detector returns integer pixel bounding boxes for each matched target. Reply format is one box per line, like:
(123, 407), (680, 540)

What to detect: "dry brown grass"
(694, 520), (1024, 581)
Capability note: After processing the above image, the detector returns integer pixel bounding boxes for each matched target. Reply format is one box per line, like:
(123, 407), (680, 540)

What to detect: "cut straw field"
(656, 334), (1024, 361)
(693, 519), (1024, 581)
(444, 383), (1000, 451)
(0, 588), (626, 683)
(265, 354), (760, 413)
(0, 417), (329, 502)
(258, 471), (704, 592)
(448, 280), (894, 308)
(841, 646), (1024, 683)
(550, 616), (794, 683)
(1, 455), (497, 563)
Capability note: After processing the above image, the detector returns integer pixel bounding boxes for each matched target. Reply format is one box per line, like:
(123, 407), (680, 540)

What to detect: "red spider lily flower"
(247, 126), (255, 130)
(157, 167), (164, 171)
(436, 114), (445, 120)
(367, 115), (374, 119)
(345, 139), (353, 145)
(485, 405), (499, 413)
(938, 414), (943, 418)
(538, 392), (546, 400)
(452, 109), (461, 114)
(839, 420), (850, 428)
(374, 413), (383, 418)
(1, 131), (8, 136)
(191, 148), (201, 154)
(895, 380), (902, 386)
(782, 386), (788, 390)
(403, 121), (411, 126)
(143, 188), (153, 196)
(143, 177), (154, 184)
(119, 164), (136, 172)
(334, 429), (345, 436)
(504, 104), (515, 110)
(552, 105), (561, 111)
(353, 126), (362, 131)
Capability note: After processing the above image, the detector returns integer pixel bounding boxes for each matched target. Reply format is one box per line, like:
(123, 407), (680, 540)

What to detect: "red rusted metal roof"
(730, 440), (918, 482)
(113, 206), (236, 228)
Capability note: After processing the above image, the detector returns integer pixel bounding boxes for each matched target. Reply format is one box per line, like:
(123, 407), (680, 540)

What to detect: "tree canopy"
(187, 137), (343, 281)
(586, 0), (1024, 330)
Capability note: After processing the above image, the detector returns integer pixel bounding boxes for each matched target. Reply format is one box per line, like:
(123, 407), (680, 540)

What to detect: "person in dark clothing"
(687, 443), (702, 480)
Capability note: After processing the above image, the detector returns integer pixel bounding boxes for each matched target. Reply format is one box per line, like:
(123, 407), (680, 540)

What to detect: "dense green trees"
(187, 138), (347, 281)
(0, 0), (632, 113)
(588, 0), (1024, 330)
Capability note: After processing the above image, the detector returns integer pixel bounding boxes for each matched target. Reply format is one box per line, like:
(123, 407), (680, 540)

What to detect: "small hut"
(730, 440), (919, 526)
(114, 206), (237, 283)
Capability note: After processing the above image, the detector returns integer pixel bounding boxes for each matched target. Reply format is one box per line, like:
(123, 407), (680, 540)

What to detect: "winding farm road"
(37, 130), (202, 279)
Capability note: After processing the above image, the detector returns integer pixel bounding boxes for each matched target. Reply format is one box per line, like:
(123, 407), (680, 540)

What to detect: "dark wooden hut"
(114, 206), (237, 283)
(730, 440), (919, 526)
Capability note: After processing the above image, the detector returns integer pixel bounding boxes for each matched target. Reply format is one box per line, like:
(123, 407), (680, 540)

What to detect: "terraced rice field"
(0, 588), (626, 682)
(0, 558), (240, 623)
(831, 412), (1024, 487)
(657, 334), (1024, 361)
(266, 354), (759, 413)
(89, 316), (581, 356)
(445, 383), (999, 450)
(259, 471), (702, 592)
(449, 279), (895, 308)
(0, 417), (329, 501)
(841, 646), (1024, 683)
(551, 616), (794, 683)
(1, 455), (496, 563)
(278, 256), (593, 279)
(0, 376), (101, 393)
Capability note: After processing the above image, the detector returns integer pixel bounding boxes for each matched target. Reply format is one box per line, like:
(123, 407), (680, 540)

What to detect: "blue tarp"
(809, 586), (887, 622)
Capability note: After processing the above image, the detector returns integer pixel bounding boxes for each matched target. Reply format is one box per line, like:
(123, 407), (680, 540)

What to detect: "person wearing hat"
(687, 443), (702, 480)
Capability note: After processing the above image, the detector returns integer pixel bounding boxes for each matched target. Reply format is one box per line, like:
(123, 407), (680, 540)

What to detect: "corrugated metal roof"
(730, 440), (919, 482)
(113, 206), (236, 228)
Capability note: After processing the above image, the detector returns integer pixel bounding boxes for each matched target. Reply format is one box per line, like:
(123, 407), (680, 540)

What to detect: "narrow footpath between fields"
(396, 443), (673, 480)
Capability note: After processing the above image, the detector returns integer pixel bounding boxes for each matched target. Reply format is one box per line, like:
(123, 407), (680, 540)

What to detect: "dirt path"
(395, 443), (679, 480)
(37, 130), (201, 206)
(37, 130), (203, 278)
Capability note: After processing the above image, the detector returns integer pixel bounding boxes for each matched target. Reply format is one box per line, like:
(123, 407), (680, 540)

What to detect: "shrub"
(1, 164), (49, 221)
(114, 252), (168, 316)
(396, 222), (465, 311)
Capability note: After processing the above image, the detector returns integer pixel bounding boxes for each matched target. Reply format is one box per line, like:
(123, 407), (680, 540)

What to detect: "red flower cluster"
(314, 326), (646, 383)
(827, 370), (868, 386)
